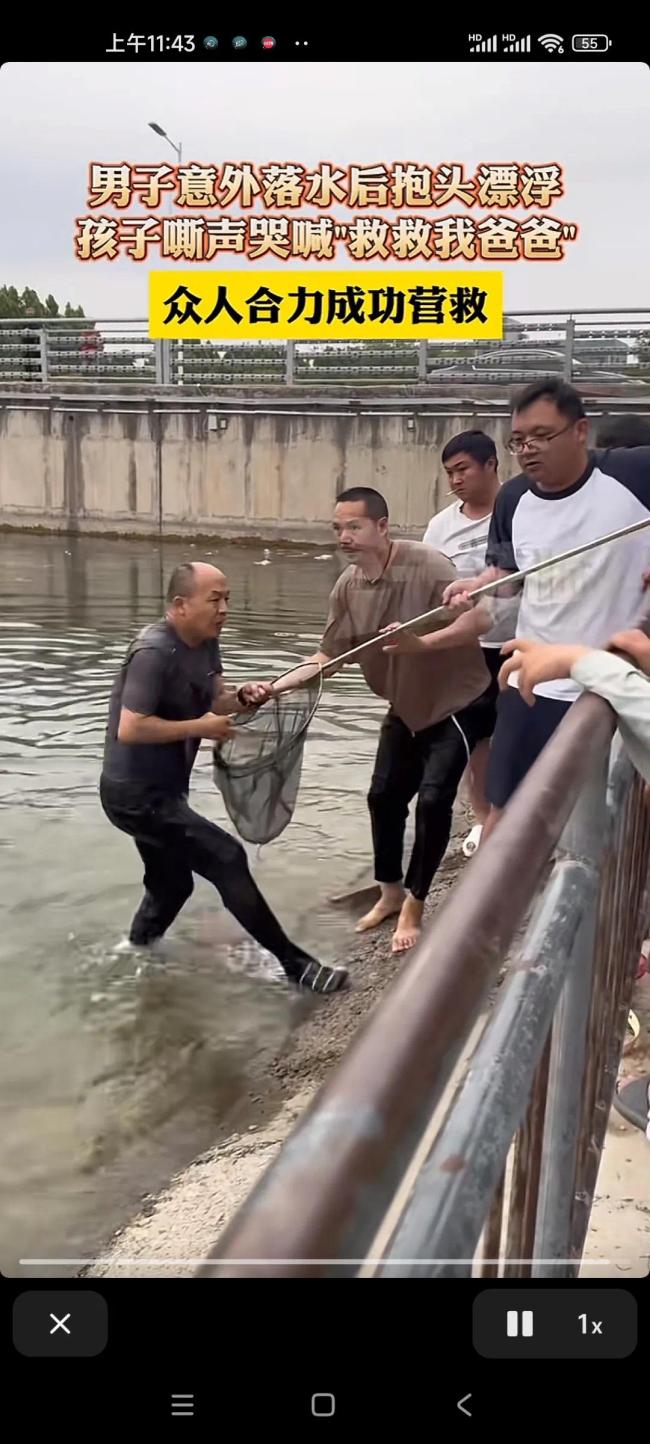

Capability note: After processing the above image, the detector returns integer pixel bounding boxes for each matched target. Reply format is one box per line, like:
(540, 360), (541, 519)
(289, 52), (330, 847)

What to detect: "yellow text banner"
(149, 270), (503, 341)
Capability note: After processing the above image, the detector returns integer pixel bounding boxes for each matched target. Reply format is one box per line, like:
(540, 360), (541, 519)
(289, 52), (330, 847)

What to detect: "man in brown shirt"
(300, 487), (494, 954)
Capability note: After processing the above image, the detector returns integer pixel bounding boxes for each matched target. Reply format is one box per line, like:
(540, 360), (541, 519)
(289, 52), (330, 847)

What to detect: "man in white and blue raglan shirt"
(441, 378), (650, 842)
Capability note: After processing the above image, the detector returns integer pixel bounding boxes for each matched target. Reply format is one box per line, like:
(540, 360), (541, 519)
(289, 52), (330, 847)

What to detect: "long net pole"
(270, 515), (650, 693)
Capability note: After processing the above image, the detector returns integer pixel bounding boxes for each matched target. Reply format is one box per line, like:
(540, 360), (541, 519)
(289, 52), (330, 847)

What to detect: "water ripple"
(0, 533), (381, 1275)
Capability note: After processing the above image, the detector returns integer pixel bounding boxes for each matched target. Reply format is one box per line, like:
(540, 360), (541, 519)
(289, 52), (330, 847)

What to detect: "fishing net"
(213, 667), (323, 844)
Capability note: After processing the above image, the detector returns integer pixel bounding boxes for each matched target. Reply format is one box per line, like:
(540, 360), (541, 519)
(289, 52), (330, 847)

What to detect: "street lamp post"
(148, 120), (182, 166)
(148, 122), (184, 385)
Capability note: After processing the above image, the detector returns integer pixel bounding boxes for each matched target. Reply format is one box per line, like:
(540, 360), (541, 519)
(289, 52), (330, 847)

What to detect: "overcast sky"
(0, 61), (648, 317)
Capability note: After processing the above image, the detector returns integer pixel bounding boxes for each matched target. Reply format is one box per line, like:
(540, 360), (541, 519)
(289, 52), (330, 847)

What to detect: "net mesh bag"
(213, 670), (323, 844)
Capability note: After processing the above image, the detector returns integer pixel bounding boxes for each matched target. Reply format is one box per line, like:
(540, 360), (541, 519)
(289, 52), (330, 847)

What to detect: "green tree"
(0, 286), (21, 317)
(21, 286), (43, 316)
(0, 285), (85, 319)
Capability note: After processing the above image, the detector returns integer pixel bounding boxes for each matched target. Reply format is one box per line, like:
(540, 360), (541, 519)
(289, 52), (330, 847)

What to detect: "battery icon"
(572, 35), (611, 51)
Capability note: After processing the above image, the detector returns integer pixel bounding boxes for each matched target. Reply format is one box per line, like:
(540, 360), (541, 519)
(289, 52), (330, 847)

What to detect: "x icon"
(49, 1313), (71, 1336)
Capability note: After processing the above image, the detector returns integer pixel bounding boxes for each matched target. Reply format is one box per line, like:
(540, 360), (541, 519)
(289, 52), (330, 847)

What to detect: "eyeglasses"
(507, 423), (574, 455)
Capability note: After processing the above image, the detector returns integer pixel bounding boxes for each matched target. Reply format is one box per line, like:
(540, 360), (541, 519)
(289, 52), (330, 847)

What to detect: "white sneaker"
(462, 824), (483, 858)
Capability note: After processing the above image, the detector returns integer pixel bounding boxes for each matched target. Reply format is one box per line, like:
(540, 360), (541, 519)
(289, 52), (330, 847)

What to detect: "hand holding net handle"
(267, 517), (650, 697)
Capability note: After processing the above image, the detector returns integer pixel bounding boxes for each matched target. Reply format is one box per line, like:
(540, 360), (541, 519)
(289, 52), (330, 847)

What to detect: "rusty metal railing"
(1, 309), (649, 387)
(197, 694), (650, 1278)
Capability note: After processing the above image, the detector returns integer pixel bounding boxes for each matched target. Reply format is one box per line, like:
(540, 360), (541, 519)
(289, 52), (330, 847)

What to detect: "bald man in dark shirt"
(100, 561), (347, 995)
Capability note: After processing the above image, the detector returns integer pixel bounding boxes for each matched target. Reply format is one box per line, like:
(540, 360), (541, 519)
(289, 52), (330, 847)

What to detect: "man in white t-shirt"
(422, 430), (518, 847)
(441, 379), (650, 844)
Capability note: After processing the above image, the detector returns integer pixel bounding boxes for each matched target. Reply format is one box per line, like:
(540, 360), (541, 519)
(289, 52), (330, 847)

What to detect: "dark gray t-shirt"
(102, 619), (222, 794)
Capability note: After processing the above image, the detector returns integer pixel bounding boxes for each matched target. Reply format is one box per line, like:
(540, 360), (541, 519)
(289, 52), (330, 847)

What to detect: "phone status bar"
(0, 25), (635, 63)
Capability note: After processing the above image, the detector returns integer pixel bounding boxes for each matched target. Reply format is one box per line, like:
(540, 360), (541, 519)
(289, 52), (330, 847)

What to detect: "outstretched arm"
(270, 650), (343, 696)
(499, 630), (650, 705)
(497, 633), (650, 784)
(442, 566), (520, 607)
(498, 639), (591, 704)
(212, 675), (273, 714)
(381, 602), (492, 655)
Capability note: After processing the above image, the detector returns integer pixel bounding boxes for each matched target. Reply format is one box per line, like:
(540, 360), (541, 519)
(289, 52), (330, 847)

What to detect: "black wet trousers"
(100, 779), (315, 979)
(368, 701), (492, 901)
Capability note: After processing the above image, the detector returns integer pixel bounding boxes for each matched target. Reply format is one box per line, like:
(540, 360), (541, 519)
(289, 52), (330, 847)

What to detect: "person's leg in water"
(184, 811), (348, 990)
(101, 783), (347, 993)
(357, 714), (422, 933)
(130, 839), (194, 944)
(393, 712), (474, 954)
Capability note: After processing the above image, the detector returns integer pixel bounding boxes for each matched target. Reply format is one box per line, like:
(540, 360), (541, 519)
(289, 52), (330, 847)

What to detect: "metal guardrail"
(197, 692), (650, 1277)
(0, 311), (648, 387)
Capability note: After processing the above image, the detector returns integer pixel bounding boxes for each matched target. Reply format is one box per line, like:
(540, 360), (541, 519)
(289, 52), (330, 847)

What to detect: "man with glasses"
(441, 378), (650, 840)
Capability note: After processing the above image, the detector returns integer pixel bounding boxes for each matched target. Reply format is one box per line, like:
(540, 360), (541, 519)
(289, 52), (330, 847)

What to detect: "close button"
(13, 1291), (108, 1357)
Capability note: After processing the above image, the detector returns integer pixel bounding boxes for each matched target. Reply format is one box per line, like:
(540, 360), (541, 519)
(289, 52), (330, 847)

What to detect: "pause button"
(507, 1309), (534, 1337)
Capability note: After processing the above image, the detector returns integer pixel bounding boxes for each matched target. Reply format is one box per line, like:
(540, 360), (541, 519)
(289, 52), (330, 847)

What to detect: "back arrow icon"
(457, 1394), (472, 1418)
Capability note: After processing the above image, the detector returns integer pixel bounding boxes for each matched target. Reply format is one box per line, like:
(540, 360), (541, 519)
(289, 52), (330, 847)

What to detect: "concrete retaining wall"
(0, 389), (645, 543)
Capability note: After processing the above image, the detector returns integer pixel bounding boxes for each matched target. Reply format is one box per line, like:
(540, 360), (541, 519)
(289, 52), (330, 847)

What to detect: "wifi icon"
(538, 33), (564, 52)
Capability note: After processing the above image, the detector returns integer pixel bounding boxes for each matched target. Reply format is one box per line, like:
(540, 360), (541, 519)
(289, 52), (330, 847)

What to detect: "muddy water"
(0, 533), (384, 1275)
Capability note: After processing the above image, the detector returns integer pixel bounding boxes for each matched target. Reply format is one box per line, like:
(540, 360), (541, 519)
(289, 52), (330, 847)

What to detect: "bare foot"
(355, 884), (405, 933)
(391, 895), (424, 954)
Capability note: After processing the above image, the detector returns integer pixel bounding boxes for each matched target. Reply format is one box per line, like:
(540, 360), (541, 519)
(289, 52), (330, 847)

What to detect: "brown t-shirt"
(321, 539), (490, 731)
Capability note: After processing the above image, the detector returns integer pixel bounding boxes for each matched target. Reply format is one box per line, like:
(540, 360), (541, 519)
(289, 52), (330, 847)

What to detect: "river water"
(0, 533), (384, 1275)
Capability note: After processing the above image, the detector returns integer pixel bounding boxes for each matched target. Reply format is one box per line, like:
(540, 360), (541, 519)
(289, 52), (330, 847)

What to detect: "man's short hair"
(441, 429), (497, 467)
(336, 487), (389, 521)
(596, 414), (650, 448)
(513, 377), (586, 423)
(166, 562), (197, 603)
